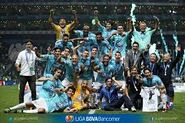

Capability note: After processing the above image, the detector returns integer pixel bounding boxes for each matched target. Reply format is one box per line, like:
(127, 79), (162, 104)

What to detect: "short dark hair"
(143, 67), (152, 73)
(53, 47), (62, 51)
(52, 67), (63, 75)
(103, 54), (110, 59)
(67, 86), (76, 93)
(91, 45), (98, 50)
(25, 39), (34, 45)
(115, 51), (121, 55)
(63, 33), (69, 37)
(133, 41), (139, 47)
(105, 77), (112, 83)
(96, 32), (102, 36)
(83, 48), (89, 52)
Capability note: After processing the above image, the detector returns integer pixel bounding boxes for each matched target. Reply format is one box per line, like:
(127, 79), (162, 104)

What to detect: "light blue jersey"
(111, 32), (130, 58)
(75, 30), (96, 53)
(132, 28), (155, 50)
(96, 63), (114, 83)
(79, 37), (97, 54)
(79, 57), (93, 80)
(143, 75), (164, 87)
(40, 54), (62, 77)
(55, 40), (73, 51)
(39, 79), (64, 99)
(74, 30), (96, 38)
(62, 58), (81, 82)
(110, 60), (125, 80)
(98, 25), (116, 39)
(45, 92), (73, 112)
(95, 39), (111, 58)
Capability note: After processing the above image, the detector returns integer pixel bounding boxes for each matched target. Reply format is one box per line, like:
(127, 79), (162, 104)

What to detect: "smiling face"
(132, 42), (139, 51)
(63, 35), (69, 42)
(163, 53), (170, 63)
(53, 69), (63, 80)
(91, 47), (98, 57)
(144, 69), (152, 79)
(59, 18), (66, 28)
(106, 23), (112, 30)
(115, 52), (121, 61)
(54, 48), (61, 58)
(82, 50), (89, 59)
(66, 88), (75, 97)
(117, 25), (123, 34)
(25, 41), (33, 51)
(103, 55), (110, 66)
(62, 48), (70, 57)
(150, 53), (157, 63)
(139, 22), (146, 32)
(81, 81), (88, 89)
(106, 78), (113, 88)
(72, 55), (78, 64)
(131, 67), (138, 76)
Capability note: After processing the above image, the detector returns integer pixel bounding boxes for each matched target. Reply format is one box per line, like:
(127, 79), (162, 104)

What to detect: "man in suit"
(125, 41), (144, 77)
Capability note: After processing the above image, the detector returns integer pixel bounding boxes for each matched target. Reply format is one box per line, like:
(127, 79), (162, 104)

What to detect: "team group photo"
(0, 0), (185, 123)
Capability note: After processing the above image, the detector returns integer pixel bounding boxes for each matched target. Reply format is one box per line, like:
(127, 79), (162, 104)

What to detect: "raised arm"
(48, 9), (57, 28)
(68, 10), (78, 32)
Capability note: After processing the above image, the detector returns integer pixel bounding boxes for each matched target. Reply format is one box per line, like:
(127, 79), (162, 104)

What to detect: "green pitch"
(0, 85), (185, 123)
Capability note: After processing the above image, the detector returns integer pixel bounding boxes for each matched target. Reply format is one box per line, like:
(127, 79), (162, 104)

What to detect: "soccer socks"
(10, 103), (26, 110)
(23, 109), (38, 113)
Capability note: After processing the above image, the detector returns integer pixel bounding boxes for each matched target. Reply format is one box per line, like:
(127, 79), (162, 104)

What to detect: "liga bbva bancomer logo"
(65, 115), (74, 122)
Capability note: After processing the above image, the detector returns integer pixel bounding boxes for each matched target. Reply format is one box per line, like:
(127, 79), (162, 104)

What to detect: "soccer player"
(58, 54), (81, 87)
(54, 33), (74, 52)
(4, 84), (76, 113)
(39, 67), (64, 99)
(111, 51), (126, 89)
(48, 10), (78, 41)
(96, 54), (114, 84)
(74, 24), (96, 39)
(94, 32), (111, 58)
(142, 68), (167, 112)
(132, 18), (159, 50)
(109, 24), (132, 59)
(79, 49), (94, 87)
(95, 19), (116, 39)
(72, 81), (95, 111)
(35, 47), (63, 78)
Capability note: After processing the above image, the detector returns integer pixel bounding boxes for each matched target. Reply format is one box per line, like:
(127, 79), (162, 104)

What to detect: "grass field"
(0, 85), (185, 123)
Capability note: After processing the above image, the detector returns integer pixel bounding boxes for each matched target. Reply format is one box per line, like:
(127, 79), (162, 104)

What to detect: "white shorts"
(32, 98), (48, 112)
